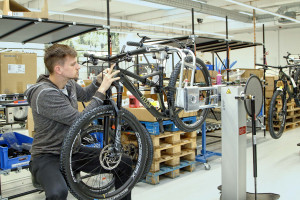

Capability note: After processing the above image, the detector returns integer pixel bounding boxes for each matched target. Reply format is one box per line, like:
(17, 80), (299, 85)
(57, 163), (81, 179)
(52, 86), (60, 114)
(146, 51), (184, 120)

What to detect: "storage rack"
(0, 14), (106, 199)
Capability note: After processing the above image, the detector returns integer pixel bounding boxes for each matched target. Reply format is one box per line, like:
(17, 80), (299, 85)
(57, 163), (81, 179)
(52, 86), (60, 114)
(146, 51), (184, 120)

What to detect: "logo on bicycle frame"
(140, 96), (152, 108)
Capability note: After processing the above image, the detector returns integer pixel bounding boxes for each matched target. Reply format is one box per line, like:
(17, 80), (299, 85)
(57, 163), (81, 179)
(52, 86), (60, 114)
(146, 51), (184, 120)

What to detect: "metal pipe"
(192, 8), (195, 35)
(226, 16), (230, 82)
(251, 97), (258, 200)
(263, 24), (266, 137)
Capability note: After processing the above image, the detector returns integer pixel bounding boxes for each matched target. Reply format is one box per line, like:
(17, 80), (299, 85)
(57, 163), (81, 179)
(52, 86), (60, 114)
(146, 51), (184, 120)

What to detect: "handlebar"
(127, 41), (141, 47)
(256, 63), (299, 69)
(84, 47), (149, 62)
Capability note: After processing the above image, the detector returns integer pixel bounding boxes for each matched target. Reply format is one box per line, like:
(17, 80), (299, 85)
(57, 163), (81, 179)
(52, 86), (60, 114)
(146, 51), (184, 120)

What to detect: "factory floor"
(1, 125), (299, 200)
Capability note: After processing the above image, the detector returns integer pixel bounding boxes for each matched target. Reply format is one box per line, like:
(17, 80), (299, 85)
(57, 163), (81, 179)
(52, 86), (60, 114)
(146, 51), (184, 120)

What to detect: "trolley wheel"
(19, 123), (26, 128)
(204, 163), (211, 170)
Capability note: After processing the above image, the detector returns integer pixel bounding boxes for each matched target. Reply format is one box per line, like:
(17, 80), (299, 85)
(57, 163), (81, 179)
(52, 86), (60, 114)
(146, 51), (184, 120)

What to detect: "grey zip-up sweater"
(25, 75), (105, 157)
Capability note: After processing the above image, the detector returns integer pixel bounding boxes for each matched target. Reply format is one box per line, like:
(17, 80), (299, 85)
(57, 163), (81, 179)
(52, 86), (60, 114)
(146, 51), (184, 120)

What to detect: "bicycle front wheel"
(60, 105), (148, 200)
(168, 56), (211, 132)
(268, 90), (287, 139)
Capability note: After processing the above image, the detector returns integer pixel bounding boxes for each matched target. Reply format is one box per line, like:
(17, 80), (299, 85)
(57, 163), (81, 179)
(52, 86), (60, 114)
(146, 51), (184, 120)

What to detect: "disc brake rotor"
(99, 144), (122, 170)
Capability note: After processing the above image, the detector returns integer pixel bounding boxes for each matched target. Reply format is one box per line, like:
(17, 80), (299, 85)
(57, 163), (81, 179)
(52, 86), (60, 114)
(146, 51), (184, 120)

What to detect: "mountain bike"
(60, 40), (212, 199)
(257, 61), (300, 139)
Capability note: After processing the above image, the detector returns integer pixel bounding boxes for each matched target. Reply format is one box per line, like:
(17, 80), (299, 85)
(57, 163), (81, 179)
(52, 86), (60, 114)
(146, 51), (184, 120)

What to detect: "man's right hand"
(98, 64), (120, 94)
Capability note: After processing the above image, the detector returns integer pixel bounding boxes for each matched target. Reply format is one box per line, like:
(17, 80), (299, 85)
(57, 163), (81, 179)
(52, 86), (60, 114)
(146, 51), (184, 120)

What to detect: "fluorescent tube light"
(239, 11), (253, 16)
(28, 8), (230, 37)
(207, 16), (235, 22)
(226, 0), (300, 23)
(117, 0), (174, 10)
(191, 0), (207, 3)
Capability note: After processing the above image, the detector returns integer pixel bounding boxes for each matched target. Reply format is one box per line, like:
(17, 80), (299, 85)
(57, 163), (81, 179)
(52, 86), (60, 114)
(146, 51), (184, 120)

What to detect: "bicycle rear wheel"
(60, 105), (147, 200)
(268, 90), (287, 139)
(293, 69), (300, 105)
(168, 56), (211, 132)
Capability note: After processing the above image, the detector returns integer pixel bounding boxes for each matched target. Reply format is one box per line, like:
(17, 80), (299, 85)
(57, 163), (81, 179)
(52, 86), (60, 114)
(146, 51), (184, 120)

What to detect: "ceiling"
(5, 0), (300, 38)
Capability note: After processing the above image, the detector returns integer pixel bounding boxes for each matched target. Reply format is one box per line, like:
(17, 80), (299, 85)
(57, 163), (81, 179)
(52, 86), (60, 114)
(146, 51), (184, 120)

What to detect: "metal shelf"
(0, 15), (105, 44)
(146, 35), (262, 53)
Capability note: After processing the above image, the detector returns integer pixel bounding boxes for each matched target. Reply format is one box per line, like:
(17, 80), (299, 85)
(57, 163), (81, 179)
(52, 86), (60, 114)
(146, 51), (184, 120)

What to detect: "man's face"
(60, 56), (80, 79)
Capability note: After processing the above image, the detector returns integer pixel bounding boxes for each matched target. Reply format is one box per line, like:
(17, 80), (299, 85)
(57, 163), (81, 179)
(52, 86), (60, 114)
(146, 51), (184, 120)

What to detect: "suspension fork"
(102, 81), (123, 153)
(113, 81), (123, 152)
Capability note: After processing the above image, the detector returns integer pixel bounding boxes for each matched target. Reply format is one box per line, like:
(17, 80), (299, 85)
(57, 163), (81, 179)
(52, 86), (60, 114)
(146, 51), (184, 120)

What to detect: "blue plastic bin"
(0, 132), (33, 170)
(206, 65), (214, 70)
(86, 132), (103, 148)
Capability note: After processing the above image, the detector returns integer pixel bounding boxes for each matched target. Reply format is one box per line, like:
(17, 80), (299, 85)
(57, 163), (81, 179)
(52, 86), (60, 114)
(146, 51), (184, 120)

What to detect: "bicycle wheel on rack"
(60, 105), (148, 200)
(293, 69), (300, 105)
(268, 90), (287, 139)
(168, 56), (211, 132)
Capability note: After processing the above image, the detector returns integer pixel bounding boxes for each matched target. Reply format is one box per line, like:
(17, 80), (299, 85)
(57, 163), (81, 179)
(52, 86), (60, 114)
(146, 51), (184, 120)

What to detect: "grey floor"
(1, 126), (300, 200)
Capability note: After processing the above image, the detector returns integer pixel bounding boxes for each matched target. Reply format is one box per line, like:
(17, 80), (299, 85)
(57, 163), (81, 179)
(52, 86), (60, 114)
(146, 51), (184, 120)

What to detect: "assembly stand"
(195, 121), (222, 170)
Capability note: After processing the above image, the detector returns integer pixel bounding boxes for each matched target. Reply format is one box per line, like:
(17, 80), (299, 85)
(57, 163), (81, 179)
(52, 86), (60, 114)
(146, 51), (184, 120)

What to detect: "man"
(25, 44), (132, 200)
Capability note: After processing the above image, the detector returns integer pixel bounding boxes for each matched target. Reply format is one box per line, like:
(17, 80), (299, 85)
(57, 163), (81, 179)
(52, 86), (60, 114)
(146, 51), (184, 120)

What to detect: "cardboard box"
(78, 101), (90, 112)
(27, 107), (34, 137)
(0, 0), (48, 19)
(83, 79), (93, 86)
(125, 106), (197, 122)
(265, 90), (274, 98)
(183, 69), (209, 83)
(265, 76), (277, 91)
(238, 68), (264, 79)
(0, 52), (37, 94)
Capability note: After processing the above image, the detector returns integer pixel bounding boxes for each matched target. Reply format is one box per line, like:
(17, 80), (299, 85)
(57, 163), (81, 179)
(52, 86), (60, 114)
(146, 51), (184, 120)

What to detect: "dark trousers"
(29, 146), (132, 200)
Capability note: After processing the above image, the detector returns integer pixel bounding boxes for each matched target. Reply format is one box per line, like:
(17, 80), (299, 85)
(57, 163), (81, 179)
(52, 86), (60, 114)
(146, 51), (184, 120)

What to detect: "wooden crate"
(145, 160), (196, 185)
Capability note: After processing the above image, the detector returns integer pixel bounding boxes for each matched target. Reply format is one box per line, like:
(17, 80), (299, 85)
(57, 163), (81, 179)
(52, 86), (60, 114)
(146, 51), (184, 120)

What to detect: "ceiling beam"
(142, 0), (252, 23)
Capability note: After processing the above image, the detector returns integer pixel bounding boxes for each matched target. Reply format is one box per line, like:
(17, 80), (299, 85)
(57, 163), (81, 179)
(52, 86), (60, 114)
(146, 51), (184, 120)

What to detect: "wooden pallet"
(150, 149), (195, 172)
(151, 131), (196, 161)
(145, 160), (196, 185)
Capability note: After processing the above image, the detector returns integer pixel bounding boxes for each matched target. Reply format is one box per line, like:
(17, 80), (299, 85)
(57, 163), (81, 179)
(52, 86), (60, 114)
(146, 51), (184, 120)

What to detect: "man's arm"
(75, 79), (100, 102)
(34, 88), (104, 126)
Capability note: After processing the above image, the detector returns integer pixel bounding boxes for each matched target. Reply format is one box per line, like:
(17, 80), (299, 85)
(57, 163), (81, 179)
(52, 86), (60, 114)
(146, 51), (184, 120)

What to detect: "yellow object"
(151, 101), (158, 107)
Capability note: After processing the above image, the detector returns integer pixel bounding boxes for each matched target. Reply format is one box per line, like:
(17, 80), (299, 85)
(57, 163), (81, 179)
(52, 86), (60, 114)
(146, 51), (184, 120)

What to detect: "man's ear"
(53, 65), (62, 75)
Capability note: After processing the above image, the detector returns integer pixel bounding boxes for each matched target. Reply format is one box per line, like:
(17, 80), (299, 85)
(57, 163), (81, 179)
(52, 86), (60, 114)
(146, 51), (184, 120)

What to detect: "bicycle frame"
(275, 69), (297, 100)
(116, 65), (170, 120)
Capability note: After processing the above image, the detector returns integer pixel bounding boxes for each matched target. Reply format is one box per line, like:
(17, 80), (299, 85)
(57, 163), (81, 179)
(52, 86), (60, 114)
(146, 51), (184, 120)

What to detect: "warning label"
(239, 126), (246, 135)
(226, 89), (231, 94)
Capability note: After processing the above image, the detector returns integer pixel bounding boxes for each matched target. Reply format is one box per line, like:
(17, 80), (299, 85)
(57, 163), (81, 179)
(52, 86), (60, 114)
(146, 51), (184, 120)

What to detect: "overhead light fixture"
(29, 8), (230, 38)
(207, 16), (236, 22)
(117, 0), (174, 10)
(226, 0), (300, 23)
(111, 30), (179, 38)
(239, 11), (253, 16)
(191, 0), (207, 3)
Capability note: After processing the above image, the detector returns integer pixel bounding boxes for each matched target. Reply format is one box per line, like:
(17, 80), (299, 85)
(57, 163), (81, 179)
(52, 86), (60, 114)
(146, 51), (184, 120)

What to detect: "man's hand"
(98, 64), (120, 94)
(96, 67), (110, 85)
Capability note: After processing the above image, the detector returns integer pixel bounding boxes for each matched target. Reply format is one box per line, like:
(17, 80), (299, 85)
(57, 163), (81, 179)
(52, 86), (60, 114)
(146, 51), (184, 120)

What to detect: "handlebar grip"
(83, 53), (92, 57)
(255, 63), (265, 66)
(127, 47), (148, 55)
(127, 41), (141, 47)
(283, 56), (288, 59)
